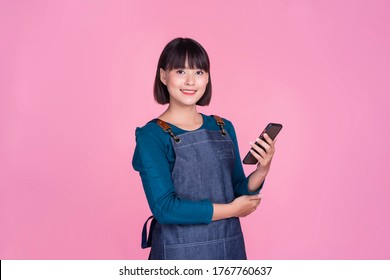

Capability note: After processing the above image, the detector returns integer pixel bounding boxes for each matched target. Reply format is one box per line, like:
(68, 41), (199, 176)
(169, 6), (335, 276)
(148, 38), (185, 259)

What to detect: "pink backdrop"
(1, 0), (389, 259)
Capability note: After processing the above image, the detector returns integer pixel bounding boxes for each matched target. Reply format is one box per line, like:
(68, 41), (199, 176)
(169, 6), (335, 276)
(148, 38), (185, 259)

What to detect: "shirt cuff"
(247, 179), (265, 195)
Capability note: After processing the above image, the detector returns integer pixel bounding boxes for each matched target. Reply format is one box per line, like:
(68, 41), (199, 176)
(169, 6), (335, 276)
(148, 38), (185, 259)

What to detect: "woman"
(132, 37), (276, 259)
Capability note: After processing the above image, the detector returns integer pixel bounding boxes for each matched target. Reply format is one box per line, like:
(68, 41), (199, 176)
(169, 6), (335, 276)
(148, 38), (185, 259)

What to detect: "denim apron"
(142, 116), (247, 260)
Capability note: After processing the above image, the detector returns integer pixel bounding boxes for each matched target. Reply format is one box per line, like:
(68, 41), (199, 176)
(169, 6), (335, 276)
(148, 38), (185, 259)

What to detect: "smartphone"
(242, 123), (283, 164)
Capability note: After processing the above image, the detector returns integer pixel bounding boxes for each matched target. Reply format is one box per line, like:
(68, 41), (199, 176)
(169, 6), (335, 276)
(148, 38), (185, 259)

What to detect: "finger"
(264, 134), (277, 150)
(250, 200), (261, 209)
(259, 135), (276, 157)
(250, 150), (267, 166)
(249, 149), (264, 162)
(249, 197), (262, 203)
(262, 133), (274, 146)
(250, 141), (267, 157)
(249, 145), (264, 159)
(253, 194), (262, 200)
(254, 200), (261, 210)
(255, 137), (271, 152)
(249, 148), (269, 165)
(265, 135), (277, 153)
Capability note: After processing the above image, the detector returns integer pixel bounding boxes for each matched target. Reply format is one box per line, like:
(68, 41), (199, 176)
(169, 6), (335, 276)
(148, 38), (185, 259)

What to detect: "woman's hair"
(154, 37), (212, 106)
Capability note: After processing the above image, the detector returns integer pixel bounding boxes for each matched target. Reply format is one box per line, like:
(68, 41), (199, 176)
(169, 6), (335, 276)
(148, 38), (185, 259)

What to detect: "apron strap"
(141, 215), (157, 249)
(156, 115), (226, 139)
(213, 115), (227, 136)
(156, 119), (181, 143)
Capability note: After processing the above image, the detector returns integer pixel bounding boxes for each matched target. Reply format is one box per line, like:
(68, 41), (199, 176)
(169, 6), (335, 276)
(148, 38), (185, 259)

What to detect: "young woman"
(132, 37), (276, 260)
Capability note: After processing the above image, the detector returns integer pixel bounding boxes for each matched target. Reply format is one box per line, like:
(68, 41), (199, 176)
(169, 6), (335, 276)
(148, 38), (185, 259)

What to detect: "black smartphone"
(242, 123), (283, 165)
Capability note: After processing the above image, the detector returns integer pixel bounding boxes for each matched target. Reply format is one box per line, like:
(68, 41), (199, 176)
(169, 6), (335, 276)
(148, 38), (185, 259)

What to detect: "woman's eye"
(195, 70), (204, 75)
(176, 69), (185, 74)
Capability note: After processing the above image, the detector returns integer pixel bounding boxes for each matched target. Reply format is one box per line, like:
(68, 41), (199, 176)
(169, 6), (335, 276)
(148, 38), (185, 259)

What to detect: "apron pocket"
(217, 148), (234, 159)
(164, 233), (246, 260)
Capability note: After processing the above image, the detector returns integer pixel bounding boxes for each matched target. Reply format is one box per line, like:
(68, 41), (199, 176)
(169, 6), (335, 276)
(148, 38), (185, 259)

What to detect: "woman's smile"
(180, 89), (197, 95)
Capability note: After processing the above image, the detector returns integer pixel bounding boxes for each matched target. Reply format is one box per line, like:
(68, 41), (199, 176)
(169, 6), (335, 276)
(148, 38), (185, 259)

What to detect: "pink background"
(1, 0), (389, 259)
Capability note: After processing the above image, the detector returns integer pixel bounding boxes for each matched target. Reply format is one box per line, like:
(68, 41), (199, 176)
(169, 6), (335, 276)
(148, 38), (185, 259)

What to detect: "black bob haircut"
(154, 37), (212, 106)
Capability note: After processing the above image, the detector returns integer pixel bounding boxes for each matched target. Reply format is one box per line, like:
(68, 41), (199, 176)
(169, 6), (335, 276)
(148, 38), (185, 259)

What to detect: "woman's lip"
(180, 89), (197, 95)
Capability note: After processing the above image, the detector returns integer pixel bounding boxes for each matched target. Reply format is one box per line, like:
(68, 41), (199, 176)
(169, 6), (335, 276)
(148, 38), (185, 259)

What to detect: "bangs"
(163, 39), (210, 72)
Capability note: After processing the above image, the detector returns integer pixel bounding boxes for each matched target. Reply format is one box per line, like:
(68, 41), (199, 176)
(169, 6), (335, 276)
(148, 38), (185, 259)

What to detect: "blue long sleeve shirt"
(132, 114), (263, 225)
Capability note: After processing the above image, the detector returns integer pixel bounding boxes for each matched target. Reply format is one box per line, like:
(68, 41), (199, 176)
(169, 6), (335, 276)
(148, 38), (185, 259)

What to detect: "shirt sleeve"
(225, 120), (264, 196)
(132, 126), (213, 225)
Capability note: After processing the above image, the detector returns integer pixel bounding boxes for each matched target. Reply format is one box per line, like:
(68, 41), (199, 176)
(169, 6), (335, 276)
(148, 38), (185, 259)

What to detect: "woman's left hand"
(249, 133), (277, 177)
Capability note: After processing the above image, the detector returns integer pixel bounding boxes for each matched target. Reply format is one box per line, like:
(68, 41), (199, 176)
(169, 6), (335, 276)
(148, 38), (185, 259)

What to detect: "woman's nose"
(185, 75), (195, 86)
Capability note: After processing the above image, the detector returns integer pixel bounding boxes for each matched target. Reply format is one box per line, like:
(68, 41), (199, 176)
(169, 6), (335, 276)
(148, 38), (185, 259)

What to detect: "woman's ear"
(160, 68), (167, 85)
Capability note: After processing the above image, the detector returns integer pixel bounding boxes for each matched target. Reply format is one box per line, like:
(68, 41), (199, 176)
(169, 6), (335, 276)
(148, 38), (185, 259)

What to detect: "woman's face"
(160, 61), (209, 107)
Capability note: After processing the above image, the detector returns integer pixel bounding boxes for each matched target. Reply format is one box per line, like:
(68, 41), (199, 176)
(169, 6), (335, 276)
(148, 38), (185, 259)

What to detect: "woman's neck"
(159, 104), (203, 128)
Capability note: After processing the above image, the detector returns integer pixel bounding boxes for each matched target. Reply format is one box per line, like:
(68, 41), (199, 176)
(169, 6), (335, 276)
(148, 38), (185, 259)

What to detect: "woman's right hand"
(212, 194), (262, 221)
(230, 194), (262, 217)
